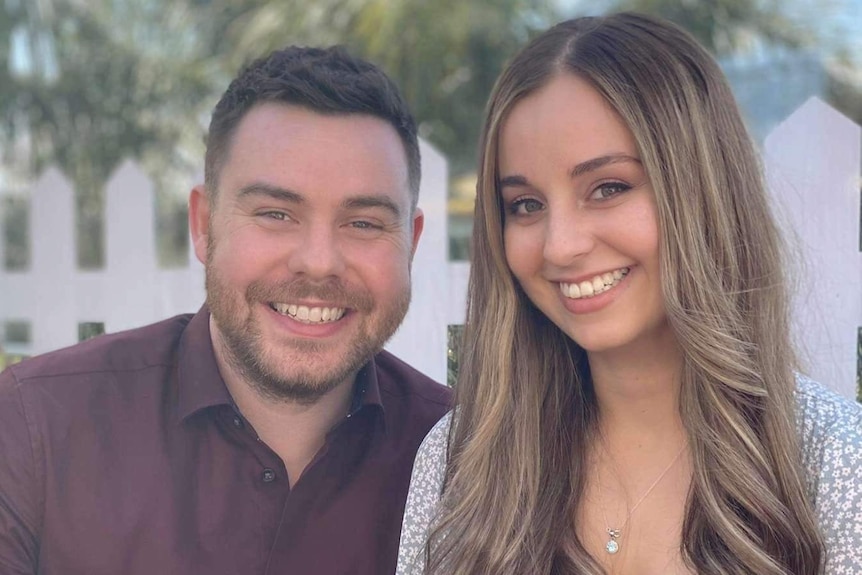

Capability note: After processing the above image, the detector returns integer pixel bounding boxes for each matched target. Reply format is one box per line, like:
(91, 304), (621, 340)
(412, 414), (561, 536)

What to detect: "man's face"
(190, 103), (423, 404)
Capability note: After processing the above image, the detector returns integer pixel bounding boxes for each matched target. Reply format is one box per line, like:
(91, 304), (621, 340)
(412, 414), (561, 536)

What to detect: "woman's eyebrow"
(569, 154), (642, 178)
(499, 154), (642, 190)
(499, 174), (529, 189)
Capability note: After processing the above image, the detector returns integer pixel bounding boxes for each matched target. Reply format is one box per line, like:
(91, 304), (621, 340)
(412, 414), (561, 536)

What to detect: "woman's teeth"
(560, 267), (630, 299)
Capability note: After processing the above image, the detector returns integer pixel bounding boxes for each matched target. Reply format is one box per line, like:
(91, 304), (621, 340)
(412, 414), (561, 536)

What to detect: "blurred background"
(1, 0), (860, 390)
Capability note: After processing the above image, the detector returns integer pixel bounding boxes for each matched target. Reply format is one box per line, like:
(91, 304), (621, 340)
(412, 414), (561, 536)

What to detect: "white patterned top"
(396, 376), (862, 574)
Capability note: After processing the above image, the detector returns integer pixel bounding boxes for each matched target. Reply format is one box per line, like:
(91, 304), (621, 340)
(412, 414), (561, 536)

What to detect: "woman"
(397, 12), (862, 575)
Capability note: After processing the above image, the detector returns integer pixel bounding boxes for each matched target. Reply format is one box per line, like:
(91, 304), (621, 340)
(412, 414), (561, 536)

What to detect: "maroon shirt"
(0, 308), (451, 575)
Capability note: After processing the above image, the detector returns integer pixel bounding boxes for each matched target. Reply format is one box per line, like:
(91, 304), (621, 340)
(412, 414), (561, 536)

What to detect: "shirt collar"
(175, 306), (385, 426)
(348, 360), (385, 421)
(175, 306), (233, 423)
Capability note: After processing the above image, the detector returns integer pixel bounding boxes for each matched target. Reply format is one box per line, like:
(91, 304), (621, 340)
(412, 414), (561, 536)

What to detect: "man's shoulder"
(373, 349), (452, 408)
(2, 313), (194, 389)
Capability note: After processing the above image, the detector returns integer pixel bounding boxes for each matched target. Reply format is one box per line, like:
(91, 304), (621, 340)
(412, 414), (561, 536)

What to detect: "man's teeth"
(270, 303), (346, 323)
(560, 267), (630, 299)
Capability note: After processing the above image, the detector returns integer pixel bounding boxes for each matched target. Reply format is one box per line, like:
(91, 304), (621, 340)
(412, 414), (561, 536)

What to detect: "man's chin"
(252, 377), (344, 405)
(212, 301), (403, 405)
(242, 345), (364, 400)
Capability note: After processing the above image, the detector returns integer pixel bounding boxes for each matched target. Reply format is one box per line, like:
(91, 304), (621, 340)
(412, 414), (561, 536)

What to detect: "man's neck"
(208, 320), (359, 487)
(226, 373), (356, 487)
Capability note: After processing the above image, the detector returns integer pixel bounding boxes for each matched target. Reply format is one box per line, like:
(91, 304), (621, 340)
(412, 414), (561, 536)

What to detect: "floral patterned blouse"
(397, 376), (862, 574)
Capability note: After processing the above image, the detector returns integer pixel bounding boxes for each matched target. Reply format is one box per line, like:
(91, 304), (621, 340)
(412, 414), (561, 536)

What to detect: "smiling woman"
(397, 11), (862, 575)
(499, 76), (664, 352)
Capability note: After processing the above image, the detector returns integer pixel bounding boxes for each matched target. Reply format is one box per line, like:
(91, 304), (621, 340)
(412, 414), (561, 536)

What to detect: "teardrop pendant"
(605, 528), (621, 554)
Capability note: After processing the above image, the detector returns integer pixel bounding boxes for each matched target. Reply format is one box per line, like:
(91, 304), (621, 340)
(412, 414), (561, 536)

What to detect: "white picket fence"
(765, 98), (861, 400)
(0, 98), (860, 399)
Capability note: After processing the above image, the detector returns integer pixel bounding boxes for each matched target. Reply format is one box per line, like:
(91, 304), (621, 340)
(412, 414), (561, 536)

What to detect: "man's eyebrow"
(236, 183), (304, 204)
(569, 154), (641, 178)
(342, 195), (402, 219)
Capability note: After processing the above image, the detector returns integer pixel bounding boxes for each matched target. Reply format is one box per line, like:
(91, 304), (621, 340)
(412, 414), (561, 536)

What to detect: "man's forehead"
(230, 103), (400, 149)
(215, 104), (409, 195)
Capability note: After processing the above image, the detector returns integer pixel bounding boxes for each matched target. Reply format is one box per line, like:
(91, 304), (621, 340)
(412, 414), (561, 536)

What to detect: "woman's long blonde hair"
(427, 13), (823, 575)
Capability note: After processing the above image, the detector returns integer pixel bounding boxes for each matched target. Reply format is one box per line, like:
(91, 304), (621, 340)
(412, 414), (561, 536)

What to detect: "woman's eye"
(590, 182), (632, 200)
(508, 198), (544, 216)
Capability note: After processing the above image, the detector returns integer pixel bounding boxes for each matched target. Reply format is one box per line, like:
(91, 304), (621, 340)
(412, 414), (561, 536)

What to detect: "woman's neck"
(587, 333), (685, 444)
(581, 333), (692, 575)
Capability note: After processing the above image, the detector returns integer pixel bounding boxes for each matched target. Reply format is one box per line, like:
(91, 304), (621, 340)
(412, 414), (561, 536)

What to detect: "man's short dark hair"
(204, 46), (421, 207)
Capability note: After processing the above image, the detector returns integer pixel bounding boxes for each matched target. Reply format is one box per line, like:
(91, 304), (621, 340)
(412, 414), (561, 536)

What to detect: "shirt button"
(232, 415), (243, 429)
(262, 468), (276, 483)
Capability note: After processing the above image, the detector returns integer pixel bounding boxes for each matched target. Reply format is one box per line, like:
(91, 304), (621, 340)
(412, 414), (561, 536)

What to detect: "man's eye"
(508, 198), (544, 216)
(350, 220), (382, 230)
(262, 211), (289, 221)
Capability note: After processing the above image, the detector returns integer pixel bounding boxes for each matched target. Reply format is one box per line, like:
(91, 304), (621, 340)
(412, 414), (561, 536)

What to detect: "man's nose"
(287, 224), (347, 278)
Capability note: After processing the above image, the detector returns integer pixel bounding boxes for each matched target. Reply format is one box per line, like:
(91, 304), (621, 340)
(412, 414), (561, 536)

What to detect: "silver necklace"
(598, 442), (687, 555)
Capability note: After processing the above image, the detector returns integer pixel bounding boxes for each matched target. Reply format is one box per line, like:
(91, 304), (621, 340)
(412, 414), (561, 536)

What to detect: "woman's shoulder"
(410, 411), (452, 487)
(397, 411), (452, 575)
(794, 374), (862, 571)
(420, 410), (452, 452)
(795, 374), (862, 453)
(795, 374), (862, 475)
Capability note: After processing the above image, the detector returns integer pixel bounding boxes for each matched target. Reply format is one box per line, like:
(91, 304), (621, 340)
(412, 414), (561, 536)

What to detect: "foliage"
(1, 197), (28, 269)
(189, 0), (558, 176)
(1, 0), (219, 266)
(1, 0), (843, 204)
(447, 324), (464, 387)
(78, 322), (105, 342)
(603, 0), (819, 55)
(0, 353), (28, 370)
(0, 0), (560, 267)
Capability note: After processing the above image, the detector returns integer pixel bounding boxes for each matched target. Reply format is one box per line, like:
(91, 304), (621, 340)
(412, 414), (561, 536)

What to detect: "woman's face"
(498, 73), (671, 356)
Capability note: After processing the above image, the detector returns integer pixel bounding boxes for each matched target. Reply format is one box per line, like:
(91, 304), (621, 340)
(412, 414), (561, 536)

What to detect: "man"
(0, 46), (451, 574)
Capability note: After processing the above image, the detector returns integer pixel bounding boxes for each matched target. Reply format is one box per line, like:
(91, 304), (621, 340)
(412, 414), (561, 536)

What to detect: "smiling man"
(0, 47), (451, 574)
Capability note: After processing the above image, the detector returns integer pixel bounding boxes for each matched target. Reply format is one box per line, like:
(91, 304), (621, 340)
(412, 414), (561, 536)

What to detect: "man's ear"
(189, 185), (212, 265)
(409, 207), (424, 263)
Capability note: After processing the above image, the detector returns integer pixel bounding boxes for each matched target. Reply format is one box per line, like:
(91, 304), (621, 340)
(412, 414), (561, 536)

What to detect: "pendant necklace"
(598, 441), (687, 555)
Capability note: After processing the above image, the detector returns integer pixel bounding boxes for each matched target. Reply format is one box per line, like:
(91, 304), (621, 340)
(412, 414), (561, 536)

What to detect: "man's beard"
(205, 262), (410, 406)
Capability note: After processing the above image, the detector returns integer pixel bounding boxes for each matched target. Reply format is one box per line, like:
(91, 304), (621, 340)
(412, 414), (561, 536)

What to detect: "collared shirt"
(0, 307), (452, 575)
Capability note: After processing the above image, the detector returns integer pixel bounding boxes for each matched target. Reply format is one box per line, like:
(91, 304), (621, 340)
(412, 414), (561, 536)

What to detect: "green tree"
(191, 0), (559, 176)
(602, 0), (818, 54)
(1, 0), (217, 267)
(1, 0), (560, 267)
(0, 0), (851, 269)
